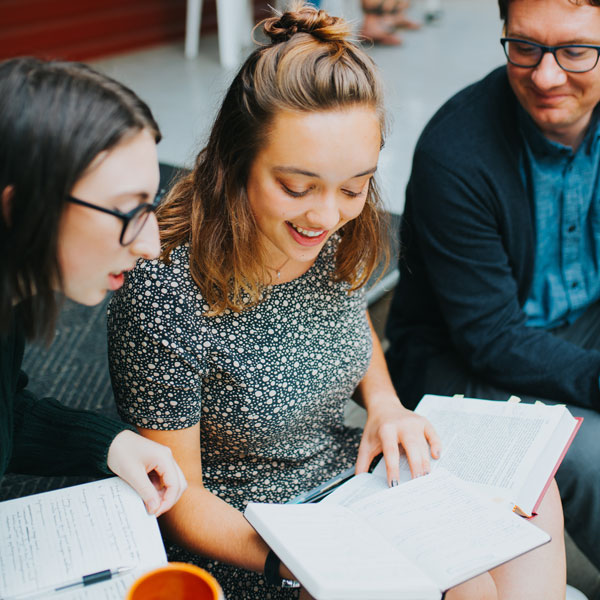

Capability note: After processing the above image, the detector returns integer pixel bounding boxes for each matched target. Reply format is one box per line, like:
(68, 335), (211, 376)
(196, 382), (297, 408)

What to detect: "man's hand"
(355, 396), (441, 485)
(107, 430), (187, 516)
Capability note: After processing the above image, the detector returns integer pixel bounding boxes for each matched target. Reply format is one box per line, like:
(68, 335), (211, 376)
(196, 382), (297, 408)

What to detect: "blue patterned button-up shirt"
(520, 105), (600, 329)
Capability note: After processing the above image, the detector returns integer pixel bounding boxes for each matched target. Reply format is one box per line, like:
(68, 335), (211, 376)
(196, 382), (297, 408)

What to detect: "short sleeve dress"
(107, 236), (372, 599)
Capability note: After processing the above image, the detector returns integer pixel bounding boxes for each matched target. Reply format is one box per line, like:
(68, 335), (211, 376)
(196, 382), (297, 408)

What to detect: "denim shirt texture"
(519, 105), (600, 329)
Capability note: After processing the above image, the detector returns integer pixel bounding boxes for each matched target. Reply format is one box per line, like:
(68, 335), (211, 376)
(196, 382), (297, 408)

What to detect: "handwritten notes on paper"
(0, 478), (166, 599)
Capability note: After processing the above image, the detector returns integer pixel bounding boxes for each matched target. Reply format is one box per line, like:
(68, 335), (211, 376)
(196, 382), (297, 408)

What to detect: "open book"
(244, 395), (581, 599)
(245, 469), (550, 600)
(0, 477), (167, 599)
(364, 394), (580, 517)
(411, 394), (580, 515)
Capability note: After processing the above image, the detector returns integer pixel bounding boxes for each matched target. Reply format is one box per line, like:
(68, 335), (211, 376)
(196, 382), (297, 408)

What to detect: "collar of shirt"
(516, 102), (600, 158)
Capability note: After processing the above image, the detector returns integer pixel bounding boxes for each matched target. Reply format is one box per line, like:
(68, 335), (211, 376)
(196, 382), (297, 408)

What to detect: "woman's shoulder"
(135, 242), (190, 278)
(110, 243), (205, 317)
(123, 244), (194, 295)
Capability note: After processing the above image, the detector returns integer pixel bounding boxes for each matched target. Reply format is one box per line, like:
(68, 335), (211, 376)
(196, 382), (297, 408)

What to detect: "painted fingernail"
(390, 479), (399, 487)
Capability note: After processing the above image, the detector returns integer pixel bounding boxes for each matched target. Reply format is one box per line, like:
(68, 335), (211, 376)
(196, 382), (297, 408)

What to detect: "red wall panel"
(0, 0), (270, 61)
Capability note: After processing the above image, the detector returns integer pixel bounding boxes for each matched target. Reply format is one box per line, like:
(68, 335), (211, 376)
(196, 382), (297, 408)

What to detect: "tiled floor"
(89, 1), (600, 596)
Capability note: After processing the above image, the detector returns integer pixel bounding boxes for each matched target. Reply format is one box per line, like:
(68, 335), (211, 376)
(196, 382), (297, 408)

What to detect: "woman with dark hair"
(0, 57), (186, 517)
(108, 4), (565, 598)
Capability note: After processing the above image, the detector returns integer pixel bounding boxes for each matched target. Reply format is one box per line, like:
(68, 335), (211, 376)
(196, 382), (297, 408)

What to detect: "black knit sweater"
(1, 308), (131, 480)
(386, 66), (600, 410)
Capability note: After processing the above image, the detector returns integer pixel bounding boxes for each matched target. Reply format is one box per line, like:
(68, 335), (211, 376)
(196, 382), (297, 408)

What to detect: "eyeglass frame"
(66, 189), (164, 246)
(500, 37), (600, 73)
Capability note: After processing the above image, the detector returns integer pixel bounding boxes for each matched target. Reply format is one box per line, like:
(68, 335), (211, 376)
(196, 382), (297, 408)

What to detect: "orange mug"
(126, 562), (224, 600)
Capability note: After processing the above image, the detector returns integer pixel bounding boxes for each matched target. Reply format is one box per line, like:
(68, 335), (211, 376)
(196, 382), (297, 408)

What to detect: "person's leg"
(389, 0), (421, 29)
(549, 405), (600, 569)
(545, 300), (600, 570)
(488, 480), (566, 599)
(420, 353), (569, 597)
(445, 481), (565, 600)
(422, 316), (600, 571)
(446, 573), (497, 600)
(360, 0), (403, 45)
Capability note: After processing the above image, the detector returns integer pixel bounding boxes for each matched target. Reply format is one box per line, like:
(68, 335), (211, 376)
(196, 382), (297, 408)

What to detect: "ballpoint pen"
(287, 466), (356, 504)
(2, 566), (134, 600)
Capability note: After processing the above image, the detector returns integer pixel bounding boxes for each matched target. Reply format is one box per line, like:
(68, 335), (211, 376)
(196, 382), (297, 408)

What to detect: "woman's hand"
(355, 396), (441, 486)
(106, 430), (187, 516)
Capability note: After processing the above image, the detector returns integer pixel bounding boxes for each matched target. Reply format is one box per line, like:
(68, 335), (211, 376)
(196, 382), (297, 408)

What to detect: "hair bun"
(262, 2), (352, 44)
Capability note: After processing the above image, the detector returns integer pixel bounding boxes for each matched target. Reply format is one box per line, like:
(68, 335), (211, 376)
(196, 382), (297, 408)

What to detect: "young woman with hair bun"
(108, 4), (565, 598)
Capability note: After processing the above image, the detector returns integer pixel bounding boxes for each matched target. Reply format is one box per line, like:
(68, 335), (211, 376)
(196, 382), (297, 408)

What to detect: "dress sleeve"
(108, 253), (207, 430)
(9, 370), (132, 476)
(407, 147), (600, 409)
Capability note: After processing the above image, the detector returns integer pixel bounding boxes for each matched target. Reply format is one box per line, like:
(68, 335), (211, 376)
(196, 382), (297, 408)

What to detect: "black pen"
(4, 566), (134, 600)
(287, 467), (356, 504)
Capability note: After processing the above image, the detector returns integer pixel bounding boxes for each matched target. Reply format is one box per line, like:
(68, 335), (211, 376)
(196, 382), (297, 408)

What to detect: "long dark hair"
(0, 57), (160, 341)
(159, 2), (388, 316)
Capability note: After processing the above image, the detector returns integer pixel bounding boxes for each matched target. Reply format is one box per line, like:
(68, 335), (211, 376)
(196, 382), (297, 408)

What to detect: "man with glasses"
(386, 0), (600, 571)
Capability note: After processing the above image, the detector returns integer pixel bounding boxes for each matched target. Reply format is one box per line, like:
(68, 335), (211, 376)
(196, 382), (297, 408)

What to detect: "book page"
(373, 395), (571, 512)
(320, 473), (388, 507)
(0, 477), (167, 599)
(351, 470), (550, 591)
(245, 503), (440, 600)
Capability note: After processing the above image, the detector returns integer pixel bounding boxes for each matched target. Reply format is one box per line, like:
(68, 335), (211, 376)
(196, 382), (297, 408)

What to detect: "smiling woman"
(107, 5), (413, 598)
(245, 107), (381, 282)
(107, 3), (561, 600)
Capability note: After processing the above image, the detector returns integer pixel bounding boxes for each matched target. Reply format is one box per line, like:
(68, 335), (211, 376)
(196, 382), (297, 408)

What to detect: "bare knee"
(446, 573), (497, 600)
(489, 478), (566, 600)
(531, 479), (564, 535)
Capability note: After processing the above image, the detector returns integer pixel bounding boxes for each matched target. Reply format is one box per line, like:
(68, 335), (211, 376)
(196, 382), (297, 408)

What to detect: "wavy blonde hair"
(159, 2), (389, 315)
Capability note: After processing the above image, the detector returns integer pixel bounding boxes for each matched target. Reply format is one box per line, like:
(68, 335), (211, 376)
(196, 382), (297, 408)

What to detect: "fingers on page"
(380, 432), (401, 486)
(404, 440), (431, 478)
(354, 442), (373, 474)
(424, 422), (442, 459)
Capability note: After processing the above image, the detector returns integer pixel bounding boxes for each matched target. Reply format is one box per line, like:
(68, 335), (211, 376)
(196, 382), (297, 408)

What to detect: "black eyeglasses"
(501, 37), (600, 73)
(67, 189), (164, 246)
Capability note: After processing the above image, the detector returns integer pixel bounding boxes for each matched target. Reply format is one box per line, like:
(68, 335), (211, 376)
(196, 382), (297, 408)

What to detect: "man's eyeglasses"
(501, 37), (600, 73)
(67, 190), (164, 246)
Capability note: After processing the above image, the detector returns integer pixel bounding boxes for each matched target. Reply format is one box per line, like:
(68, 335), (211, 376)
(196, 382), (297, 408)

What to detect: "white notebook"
(245, 470), (550, 600)
(0, 477), (167, 599)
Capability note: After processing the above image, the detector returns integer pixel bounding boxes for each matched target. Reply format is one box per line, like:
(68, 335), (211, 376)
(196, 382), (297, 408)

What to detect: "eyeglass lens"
(504, 40), (599, 72)
(122, 206), (153, 245)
